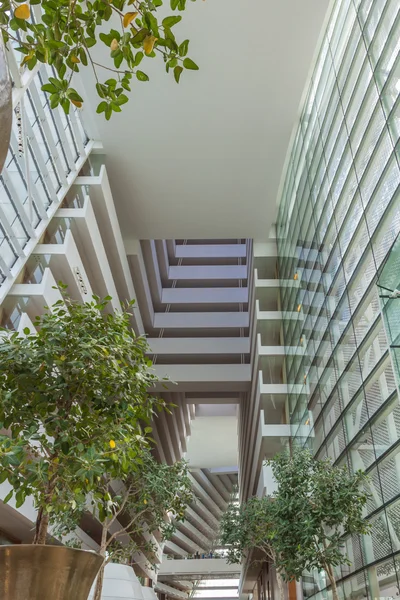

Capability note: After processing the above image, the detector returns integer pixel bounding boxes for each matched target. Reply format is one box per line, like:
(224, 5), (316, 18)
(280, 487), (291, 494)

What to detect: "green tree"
(0, 0), (199, 119)
(269, 448), (371, 600)
(87, 449), (193, 600)
(220, 496), (286, 600)
(0, 293), (165, 545)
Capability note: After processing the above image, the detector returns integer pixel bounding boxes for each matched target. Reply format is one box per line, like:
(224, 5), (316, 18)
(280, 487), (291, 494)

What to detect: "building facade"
(277, 1), (400, 600)
(1, 0), (400, 599)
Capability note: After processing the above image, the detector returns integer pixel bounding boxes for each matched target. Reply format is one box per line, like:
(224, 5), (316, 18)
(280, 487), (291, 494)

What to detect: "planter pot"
(89, 563), (144, 600)
(0, 544), (104, 600)
(0, 34), (12, 174)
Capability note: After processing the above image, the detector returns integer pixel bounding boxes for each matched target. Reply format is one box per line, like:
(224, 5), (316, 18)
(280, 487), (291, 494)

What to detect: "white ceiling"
(79, 0), (329, 240)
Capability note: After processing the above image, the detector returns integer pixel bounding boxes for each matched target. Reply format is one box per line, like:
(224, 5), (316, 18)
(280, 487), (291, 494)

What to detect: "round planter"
(0, 34), (12, 174)
(0, 544), (104, 600)
(89, 563), (145, 600)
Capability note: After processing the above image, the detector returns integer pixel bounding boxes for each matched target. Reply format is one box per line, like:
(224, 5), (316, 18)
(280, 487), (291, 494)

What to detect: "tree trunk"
(93, 521), (108, 600)
(33, 506), (50, 545)
(33, 478), (57, 545)
(275, 569), (286, 600)
(93, 565), (105, 600)
(325, 564), (339, 600)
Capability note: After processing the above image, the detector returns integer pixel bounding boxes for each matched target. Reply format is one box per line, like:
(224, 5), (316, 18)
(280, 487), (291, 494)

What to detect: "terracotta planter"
(0, 34), (12, 174)
(0, 544), (104, 600)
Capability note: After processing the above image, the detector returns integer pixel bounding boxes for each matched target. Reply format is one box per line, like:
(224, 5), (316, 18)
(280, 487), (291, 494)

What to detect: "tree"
(0, 0), (199, 119)
(269, 448), (371, 600)
(0, 293), (165, 545)
(87, 449), (193, 600)
(220, 496), (286, 600)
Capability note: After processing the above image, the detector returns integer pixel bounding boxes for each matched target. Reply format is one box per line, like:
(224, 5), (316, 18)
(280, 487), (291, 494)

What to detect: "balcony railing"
(0, 48), (92, 301)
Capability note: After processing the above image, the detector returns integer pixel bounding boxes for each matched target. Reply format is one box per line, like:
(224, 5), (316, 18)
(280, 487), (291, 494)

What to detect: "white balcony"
(155, 581), (189, 600)
(8, 268), (63, 320)
(161, 287), (248, 305)
(175, 244), (246, 259)
(158, 558), (241, 578)
(56, 196), (120, 311)
(75, 166), (143, 332)
(34, 229), (92, 302)
(168, 265), (247, 280)
(153, 364), (251, 392)
(148, 337), (250, 355)
(154, 312), (249, 329)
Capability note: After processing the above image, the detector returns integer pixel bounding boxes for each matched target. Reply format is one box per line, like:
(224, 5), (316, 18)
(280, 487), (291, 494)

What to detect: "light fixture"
(305, 418), (310, 426)
(297, 304), (302, 312)
(294, 273), (298, 280)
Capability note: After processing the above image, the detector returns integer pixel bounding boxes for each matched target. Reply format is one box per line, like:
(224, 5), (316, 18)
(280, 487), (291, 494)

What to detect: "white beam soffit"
(77, 0), (330, 240)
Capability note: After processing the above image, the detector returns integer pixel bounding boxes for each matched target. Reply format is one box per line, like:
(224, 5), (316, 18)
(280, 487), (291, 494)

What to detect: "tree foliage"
(220, 495), (286, 600)
(0, 0), (199, 118)
(220, 495), (276, 565)
(88, 448), (193, 600)
(269, 448), (371, 600)
(0, 293), (166, 544)
(220, 448), (371, 600)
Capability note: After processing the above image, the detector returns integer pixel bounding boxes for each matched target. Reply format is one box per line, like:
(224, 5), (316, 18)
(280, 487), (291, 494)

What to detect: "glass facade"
(0, 66), (89, 286)
(277, 0), (400, 599)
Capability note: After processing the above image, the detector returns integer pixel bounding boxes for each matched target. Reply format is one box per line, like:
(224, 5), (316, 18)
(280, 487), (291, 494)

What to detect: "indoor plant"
(0, 292), (167, 599)
(269, 448), (371, 600)
(221, 448), (371, 600)
(84, 449), (193, 600)
(0, 0), (199, 119)
(220, 494), (286, 600)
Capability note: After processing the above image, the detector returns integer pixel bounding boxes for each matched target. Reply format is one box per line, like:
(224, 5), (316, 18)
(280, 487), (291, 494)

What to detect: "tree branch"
(105, 508), (149, 548)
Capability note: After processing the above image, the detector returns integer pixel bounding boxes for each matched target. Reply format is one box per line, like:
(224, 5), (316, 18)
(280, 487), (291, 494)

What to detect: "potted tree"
(0, 0), (199, 120)
(221, 448), (371, 600)
(85, 449), (193, 600)
(0, 292), (169, 599)
(220, 495), (286, 600)
(269, 448), (371, 600)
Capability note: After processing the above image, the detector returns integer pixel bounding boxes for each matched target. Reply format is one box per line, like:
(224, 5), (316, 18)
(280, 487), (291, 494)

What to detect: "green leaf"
(66, 89), (83, 102)
(104, 78), (117, 89)
(114, 52), (124, 69)
(116, 94), (129, 106)
(130, 28), (149, 45)
(3, 490), (13, 504)
(178, 39), (189, 57)
(162, 15), (182, 27)
(41, 84), (57, 94)
(183, 58), (198, 70)
(145, 12), (159, 37)
(174, 65), (183, 83)
(105, 104), (112, 120)
(136, 70), (149, 82)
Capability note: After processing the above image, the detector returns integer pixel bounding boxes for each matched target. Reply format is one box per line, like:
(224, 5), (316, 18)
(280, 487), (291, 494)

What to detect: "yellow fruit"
(123, 12), (138, 27)
(70, 55), (80, 64)
(109, 440), (116, 449)
(143, 499), (148, 505)
(71, 99), (82, 108)
(15, 3), (30, 19)
(143, 35), (157, 55)
(110, 39), (119, 51)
